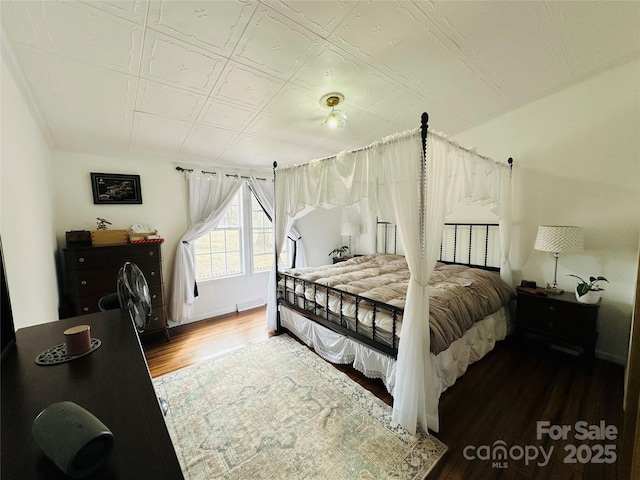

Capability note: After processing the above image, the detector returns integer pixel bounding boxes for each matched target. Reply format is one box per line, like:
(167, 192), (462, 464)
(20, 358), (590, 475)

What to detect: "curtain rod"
(280, 127), (421, 170)
(175, 166), (267, 181)
(277, 112), (513, 172)
(309, 138), (390, 165)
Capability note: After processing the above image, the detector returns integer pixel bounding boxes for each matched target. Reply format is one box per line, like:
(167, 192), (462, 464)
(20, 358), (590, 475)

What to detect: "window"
(251, 194), (273, 273)
(194, 185), (290, 281)
(194, 192), (242, 280)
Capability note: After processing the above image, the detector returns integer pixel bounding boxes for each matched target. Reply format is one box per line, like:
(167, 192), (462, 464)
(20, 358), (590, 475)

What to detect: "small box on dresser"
(62, 243), (169, 341)
(515, 288), (599, 370)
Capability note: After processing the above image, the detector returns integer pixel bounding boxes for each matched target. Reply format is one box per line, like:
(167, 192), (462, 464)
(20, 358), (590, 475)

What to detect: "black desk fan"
(117, 262), (151, 333)
(116, 263), (169, 415)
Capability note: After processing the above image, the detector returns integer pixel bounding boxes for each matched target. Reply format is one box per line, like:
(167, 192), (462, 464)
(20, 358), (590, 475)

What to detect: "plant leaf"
(576, 284), (590, 296)
(567, 274), (585, 283)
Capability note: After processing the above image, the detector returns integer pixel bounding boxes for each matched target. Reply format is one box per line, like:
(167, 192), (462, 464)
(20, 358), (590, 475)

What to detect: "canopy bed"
(270, 113), (513, 434)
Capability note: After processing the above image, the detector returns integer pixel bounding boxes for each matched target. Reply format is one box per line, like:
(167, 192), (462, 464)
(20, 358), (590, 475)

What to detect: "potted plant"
(329, 245), (349, 258)
(567, 274), (608, 304)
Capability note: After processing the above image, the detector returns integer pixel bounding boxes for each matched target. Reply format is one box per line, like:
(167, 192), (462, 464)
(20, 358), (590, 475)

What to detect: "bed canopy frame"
(271, 112), (513, 434)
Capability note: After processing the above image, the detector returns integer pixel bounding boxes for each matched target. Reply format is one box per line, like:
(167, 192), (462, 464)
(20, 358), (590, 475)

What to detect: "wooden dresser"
(62, 243), (169, 340)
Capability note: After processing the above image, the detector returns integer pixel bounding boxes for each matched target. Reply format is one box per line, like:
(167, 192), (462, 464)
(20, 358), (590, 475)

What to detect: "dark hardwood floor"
(142, 307), (628, 479)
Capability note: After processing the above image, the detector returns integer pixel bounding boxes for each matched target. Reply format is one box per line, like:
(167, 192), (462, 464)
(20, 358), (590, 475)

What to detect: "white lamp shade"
(341, 221), (360, 237)
(341, 207), (360, 236)
(534, 225), (584, 253)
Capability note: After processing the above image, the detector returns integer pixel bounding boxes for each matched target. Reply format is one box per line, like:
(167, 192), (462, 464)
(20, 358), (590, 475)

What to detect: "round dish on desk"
(35, 339), (101, 365)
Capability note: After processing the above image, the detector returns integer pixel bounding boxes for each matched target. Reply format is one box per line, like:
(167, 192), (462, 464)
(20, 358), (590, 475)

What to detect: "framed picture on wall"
(90, 173), (142, 205)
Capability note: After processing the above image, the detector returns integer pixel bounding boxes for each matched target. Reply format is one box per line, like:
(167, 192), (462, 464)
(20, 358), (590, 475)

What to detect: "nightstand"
(516, 288), (599, 369)
(332, 254), (364, 264)
(332, 256), (352, 264)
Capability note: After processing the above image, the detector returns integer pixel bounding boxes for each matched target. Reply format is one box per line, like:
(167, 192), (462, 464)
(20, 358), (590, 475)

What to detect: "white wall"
(452, 59), (640, 364)
(296, 208), (343, 267)
(0, 55), (59, 329)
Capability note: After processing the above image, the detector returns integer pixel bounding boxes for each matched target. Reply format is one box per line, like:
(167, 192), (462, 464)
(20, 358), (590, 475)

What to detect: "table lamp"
(341, 220), (359, 253)
(534, 225), (584, 294)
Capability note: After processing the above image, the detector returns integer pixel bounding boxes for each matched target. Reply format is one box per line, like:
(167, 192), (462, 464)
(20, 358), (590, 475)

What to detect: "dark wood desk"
(1, 310), (184, 479)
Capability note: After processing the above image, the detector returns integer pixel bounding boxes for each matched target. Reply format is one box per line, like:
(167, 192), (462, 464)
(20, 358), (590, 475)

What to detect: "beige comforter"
(280, 254), (514, 354)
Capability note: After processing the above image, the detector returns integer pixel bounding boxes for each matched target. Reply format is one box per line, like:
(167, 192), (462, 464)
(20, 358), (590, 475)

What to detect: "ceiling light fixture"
(320, 92), (347, 128)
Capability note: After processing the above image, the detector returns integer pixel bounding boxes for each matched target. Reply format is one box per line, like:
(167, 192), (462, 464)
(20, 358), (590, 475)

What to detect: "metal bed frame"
(277, 222), (500, 358)
(277, 272), (401, 357)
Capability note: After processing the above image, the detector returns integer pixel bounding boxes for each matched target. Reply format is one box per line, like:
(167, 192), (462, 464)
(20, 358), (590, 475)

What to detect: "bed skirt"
(279, 305), (512, 400)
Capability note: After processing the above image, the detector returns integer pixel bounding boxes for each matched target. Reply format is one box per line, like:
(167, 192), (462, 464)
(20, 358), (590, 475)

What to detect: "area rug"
(153, 335), (447, 479)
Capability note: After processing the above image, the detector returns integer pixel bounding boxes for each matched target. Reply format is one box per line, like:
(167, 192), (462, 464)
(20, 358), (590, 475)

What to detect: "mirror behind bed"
(377, 221), (501, 271)
(277, 222), (503, 358)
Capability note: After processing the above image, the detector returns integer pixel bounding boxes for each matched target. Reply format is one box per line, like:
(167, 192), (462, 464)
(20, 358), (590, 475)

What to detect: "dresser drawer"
(69, 284), (163, 313)
(517, 293), (598, 343)
(69, 293), (104, 316)
(64, 244), (162, 271)
(140, 262), (163, 285)
(64, 249), (112, 270)
(146, 306), (168, 334)
(66, 262), (162, 296)
(149, 283), (164, 309)
(66, 267), (120, 296)
(117, 244), (162, 265)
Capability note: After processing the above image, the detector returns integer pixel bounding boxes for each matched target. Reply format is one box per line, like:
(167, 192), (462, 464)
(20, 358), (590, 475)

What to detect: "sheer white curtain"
(447, 146), (514, 284)
(169, 171), (244, 324)
(377, 131), (450, 433)
(249, 175), (307, 334)
(269, 150), (373, 331)
(247, 177), (306, 268)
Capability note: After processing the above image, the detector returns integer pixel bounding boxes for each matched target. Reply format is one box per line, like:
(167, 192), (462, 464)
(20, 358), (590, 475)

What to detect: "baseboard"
(596, 349), (627, 365)
(236, 298), (265, 312)
(548, 344), (627, 366)
(166, 303), (269, 331)
(192, 306), (238, 322)
(167, 306), (237, 328)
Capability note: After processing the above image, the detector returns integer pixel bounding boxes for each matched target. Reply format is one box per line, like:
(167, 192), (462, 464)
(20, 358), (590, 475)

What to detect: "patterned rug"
(153, 335), (447, 479)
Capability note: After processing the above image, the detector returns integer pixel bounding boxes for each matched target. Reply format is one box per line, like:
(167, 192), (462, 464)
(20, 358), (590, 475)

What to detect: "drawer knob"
(547, 322), (554, 329)
(152, 294), (157, 299)
(79, 258), (85, 263)
(83, 307), (89, 312)
(149, 252), (154, 256)
(150, 271), (156, 276)
(548, 306), (556, 313)
(81, 280), (87, 286)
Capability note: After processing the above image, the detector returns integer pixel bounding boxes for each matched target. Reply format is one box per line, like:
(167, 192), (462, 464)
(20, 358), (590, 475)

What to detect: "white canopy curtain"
(247, 176), (306, 269)
(268, 148), (375, 332)
(271, 122), (512, 434)
(169, 170), (244, 324)
(249, 175), (307, 334)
